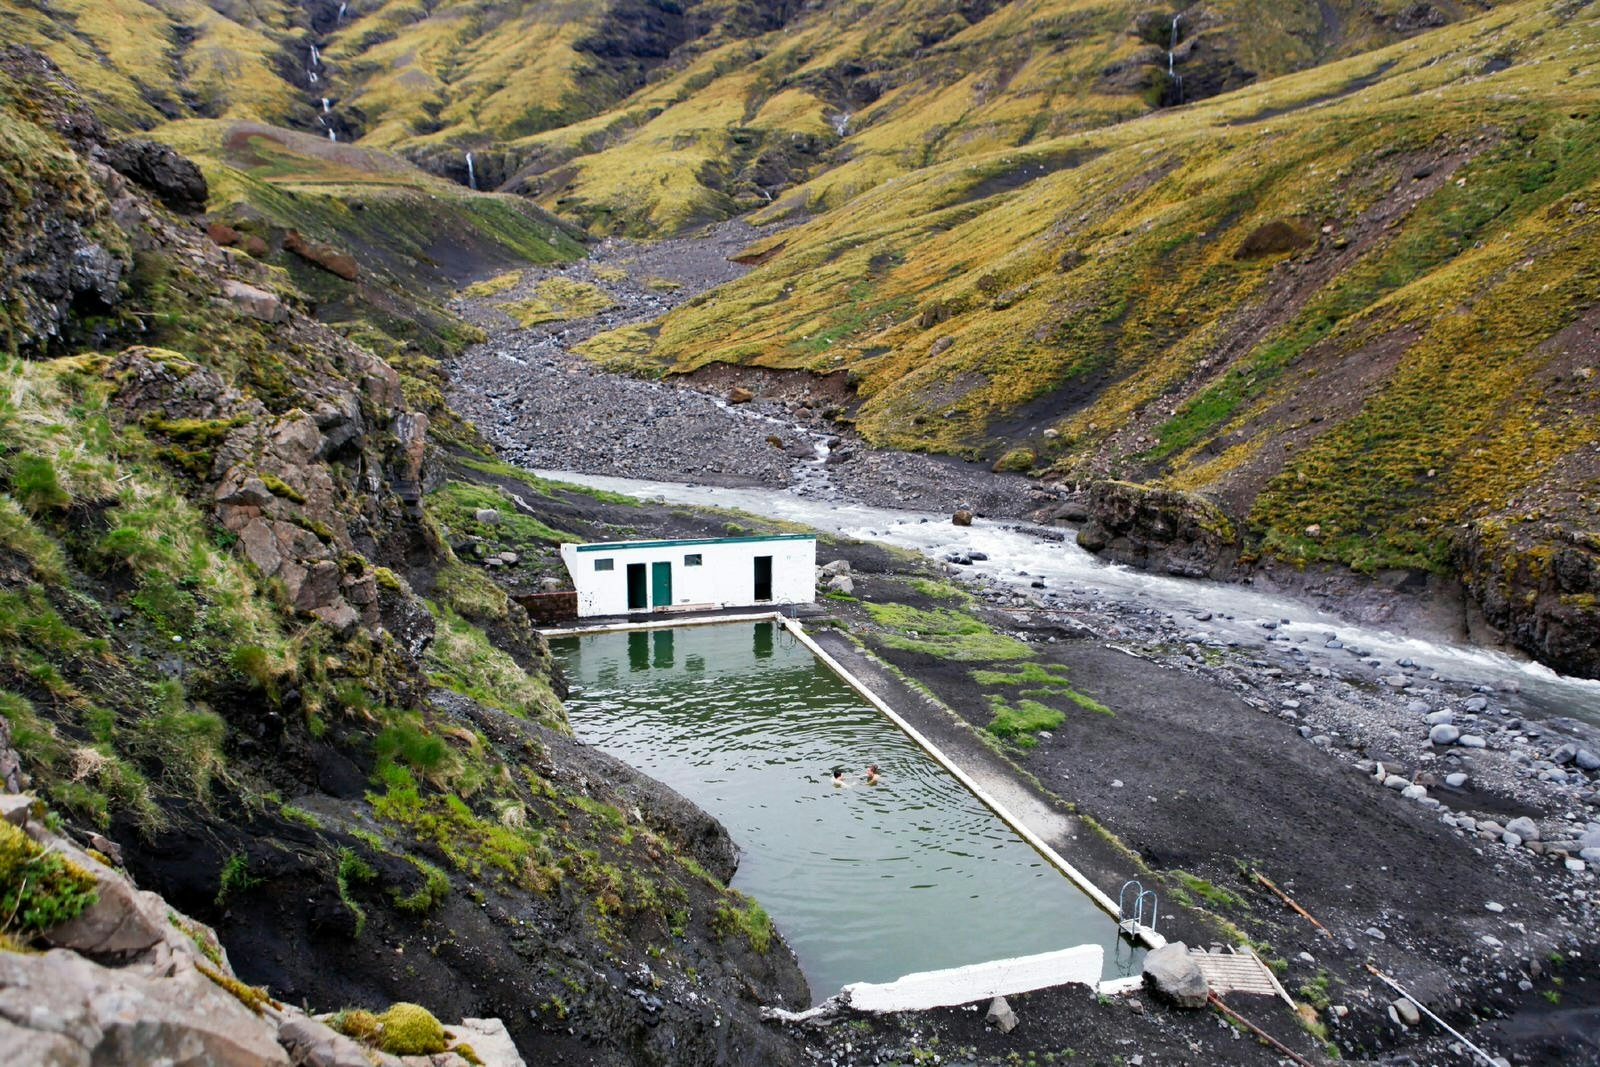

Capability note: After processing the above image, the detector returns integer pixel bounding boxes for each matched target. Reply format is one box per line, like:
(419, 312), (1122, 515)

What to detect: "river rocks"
(728, 386), (755, 403)
(953, 509), (974, 526)
(1505, 816), (1540, 842)
(1142, 942), (1208, 1008)
(103, 137), (208, 212)
(1075, 480), (1238, 579)
(1429, 724), (1462, 745)
(1577, 749), (1600, 772)
(1391, 997), (1421, 1027)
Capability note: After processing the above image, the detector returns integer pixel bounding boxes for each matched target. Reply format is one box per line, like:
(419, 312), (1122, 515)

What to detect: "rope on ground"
(1365, 963), (1502, 1067)
(1254, 871), (1332, 938)
(1207, 993), (1316, 1067)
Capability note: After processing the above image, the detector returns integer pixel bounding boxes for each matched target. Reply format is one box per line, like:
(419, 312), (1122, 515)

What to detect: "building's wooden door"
(753, 555), (773, 601)
(651, 561), (673, 607)
(626, 563), (648, 611)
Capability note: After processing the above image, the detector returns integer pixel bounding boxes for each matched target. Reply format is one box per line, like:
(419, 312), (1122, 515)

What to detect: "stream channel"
(551, 620), (1141, 1000)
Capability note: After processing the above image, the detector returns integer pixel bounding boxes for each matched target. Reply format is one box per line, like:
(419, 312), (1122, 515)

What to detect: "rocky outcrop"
(1075, 480), (1240, 578)
(1454, 521), (1600, 680)
(0, 798), (522, 1067)
(0, 48), (127, 355)
(103, 138), (208, 213)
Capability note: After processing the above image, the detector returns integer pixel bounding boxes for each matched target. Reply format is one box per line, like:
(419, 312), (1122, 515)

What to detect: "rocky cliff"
(0, 49), (809, 1065)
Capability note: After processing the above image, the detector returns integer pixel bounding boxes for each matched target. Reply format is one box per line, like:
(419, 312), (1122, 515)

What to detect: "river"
(535, 468), (1600, 729)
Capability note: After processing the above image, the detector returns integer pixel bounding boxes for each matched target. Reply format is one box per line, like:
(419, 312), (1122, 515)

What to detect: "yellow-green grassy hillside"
(602, 0), (1599, 587)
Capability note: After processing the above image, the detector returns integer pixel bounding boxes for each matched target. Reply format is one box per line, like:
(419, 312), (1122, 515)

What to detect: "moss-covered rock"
(375, 1002), (449, 1055)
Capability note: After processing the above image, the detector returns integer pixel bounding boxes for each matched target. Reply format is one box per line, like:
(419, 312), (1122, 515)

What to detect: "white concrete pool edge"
(775, 617), (1166, 955)
(543, 611), (1162, 1006)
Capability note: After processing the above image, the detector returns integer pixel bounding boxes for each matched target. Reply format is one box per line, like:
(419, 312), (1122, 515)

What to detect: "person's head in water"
(865, 763), (880, 784)
(831, 767), (845, 785)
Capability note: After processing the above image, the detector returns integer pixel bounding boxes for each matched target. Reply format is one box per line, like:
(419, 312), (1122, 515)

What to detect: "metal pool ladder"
(1118, 879), (1158, 939)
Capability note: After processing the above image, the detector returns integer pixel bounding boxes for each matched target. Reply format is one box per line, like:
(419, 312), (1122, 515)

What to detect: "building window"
(594, 559), (614, 572)
(684, 553), (703, 566)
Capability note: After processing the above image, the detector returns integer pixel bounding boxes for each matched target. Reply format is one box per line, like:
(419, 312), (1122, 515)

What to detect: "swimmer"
(865, 763), (880, 786)
(831, 767), (848, 787)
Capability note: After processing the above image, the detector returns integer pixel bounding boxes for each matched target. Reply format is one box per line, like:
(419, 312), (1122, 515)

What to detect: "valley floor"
(438, 228), (1600, 1065)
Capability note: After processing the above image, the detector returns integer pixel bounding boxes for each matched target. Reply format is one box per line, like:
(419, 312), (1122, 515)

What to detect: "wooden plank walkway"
(1192, 948), (1293, 1004)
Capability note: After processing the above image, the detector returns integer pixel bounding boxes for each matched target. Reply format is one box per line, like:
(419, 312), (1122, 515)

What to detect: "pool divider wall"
(542, 611), (1164, 1004)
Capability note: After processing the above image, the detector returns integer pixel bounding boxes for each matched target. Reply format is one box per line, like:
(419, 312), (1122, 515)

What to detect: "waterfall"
(328, 130), (337, 142)
(829, 111), (851, 137)
(308, 70), (319, 84)
(310, 44), (320, 67)
(337, 1), (347, 23)
(318, 116), (327, 127)
(1167, 12), (1182, 97)
(322, 97), (331, 113)
(466, 152), (477, 191)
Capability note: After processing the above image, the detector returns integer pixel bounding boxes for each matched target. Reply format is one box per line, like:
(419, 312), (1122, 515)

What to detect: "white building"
(558, 534), (817, 617)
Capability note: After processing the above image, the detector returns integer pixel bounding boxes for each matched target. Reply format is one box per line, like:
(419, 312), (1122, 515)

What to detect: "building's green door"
(651, 561), (673, 607)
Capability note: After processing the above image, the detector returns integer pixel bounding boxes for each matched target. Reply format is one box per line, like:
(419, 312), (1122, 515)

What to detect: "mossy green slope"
(620, 0), (1598, 588)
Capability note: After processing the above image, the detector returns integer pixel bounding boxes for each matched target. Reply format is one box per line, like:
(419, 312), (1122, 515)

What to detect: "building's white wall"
(560, 537), (816, 617)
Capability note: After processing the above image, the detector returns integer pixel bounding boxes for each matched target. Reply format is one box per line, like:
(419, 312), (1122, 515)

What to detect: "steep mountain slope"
(0, 48), (809, 1064)
(595, 0), (1600, 675)
(3, 0), (1495, 230)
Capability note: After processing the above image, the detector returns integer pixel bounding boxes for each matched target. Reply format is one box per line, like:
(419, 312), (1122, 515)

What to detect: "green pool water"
(550, 621), (1140, 1000)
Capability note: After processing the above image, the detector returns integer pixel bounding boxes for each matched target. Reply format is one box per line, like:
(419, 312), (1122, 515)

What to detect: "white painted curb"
(844, 944), (1105, 1012)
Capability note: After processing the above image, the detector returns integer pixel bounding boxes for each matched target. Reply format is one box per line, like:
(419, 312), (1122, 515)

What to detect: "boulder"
(984, 995), (1018, 1033)
(1505, 816), (1540, 842)
(819, 559), (851, 577)
(222, 280), (287, 323)
(1429, 724), (1461, 746)
(283, 230), (359, 281)
(952, 509), (974, 527)
(727, 386), (754, 403)
(824, 574), (854, 595)
(1142, 942), (1208, 1009)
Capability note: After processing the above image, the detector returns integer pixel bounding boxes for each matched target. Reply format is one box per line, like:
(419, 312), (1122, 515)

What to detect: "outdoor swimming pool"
(550, 620), (1139, 1000)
